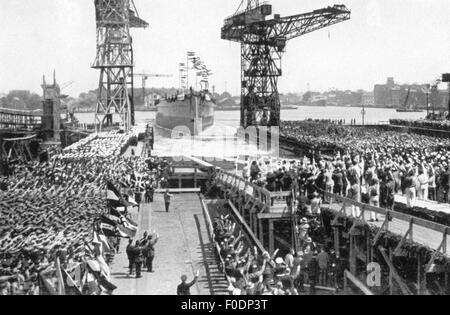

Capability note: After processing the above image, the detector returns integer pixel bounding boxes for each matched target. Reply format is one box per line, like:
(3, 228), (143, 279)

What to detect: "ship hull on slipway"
(156, 93), (215, 135)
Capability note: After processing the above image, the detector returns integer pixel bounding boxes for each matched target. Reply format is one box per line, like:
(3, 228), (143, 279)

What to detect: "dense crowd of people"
(214, 212), (340, 295)
(280, 121), (450, 206)
(391, 118), (450, 132)
(220, 120), (450, 295)
(0, 130), (170, 295)
(221, 121), (450, 295)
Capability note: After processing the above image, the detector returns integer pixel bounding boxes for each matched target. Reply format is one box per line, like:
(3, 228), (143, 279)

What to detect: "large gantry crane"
(221, 1), (351, 128)
(92, 0), (148, 132)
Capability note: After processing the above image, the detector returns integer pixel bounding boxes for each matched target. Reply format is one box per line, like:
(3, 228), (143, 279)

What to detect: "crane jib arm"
(222, 5), (351, 44)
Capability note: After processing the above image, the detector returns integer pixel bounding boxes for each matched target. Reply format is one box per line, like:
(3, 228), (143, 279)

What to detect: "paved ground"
(110, 193), (229, 295)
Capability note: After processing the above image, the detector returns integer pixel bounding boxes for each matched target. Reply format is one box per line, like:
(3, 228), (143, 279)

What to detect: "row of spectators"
(279, 121), (450, 206)
(390, 119), (450, 132)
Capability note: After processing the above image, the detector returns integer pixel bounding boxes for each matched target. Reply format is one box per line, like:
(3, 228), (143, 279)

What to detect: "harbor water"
(76, 106), (427, 128)
(75, 106), (426, 159)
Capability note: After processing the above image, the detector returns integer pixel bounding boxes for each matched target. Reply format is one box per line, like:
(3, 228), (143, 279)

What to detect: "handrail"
(216, 169), (450, 236)
(228, 200), (266, 254)
(199, 196), (233, 296)
(322, 191), (450, 236)
(343, 270), (374, 295)
(0, 107), (41, 116)
(216, 169), (272, 211)
(215, 169), (450, 257)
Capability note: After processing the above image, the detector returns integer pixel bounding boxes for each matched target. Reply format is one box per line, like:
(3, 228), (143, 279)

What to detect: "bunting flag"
(100, 215), (118, 227)
(113, 207), (126, 214)
(127, 195), (139, 207)
(97, 255), (111, 280)
(55, 258), (66, 295)
(93, 231), (112, 254)
(103, 214), (121, 225)
(106, 182), (121, 201)
(104, 210), (138, 238)
(110, 207), (125, 217)
(99, 223), (117, 238)
(117, 223), (137, 238)
(116, 229), (129, 238)
(67, 263), (84, 289)
(98, 233), (113, 253)
(62, 268), (83, 296)
(86, 260), (117, 293)
(122, 215), (138, 228)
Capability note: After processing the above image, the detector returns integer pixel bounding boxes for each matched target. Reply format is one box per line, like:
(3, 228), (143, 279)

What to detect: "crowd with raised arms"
(213, 210), (340, 295)
(0, 130), (171, 295)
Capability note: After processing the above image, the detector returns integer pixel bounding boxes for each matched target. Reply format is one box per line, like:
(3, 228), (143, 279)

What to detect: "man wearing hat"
(297, 218), (310, 247)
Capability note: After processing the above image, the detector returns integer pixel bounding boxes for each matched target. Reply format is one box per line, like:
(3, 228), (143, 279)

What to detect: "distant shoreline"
(73, 104), (403, 114)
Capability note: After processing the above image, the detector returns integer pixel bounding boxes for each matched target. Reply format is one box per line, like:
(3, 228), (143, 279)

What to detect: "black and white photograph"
(0, 0), (450, 299)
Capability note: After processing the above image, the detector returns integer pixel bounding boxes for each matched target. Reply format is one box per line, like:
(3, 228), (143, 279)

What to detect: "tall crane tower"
(92, 0), (148, 132)
(221, 1), (351, 128)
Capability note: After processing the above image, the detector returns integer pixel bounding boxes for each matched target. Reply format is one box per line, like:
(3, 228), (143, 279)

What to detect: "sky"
(0, 0), (450, 97)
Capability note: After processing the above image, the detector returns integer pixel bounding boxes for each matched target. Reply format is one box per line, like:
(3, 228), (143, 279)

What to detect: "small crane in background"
(133, 72), (173, 105)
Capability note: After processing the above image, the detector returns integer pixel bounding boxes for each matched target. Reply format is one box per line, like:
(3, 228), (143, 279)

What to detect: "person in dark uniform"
(164, 190), (173, 213)
(145, 182), (154, 203)
(308, 253), (319, 295)
(386, 172), (396, 213)
(177, 271), (199, 295)
(133, 241), (144, 278)
(126, 239), (135, 276)
(145, 233), (159, 272)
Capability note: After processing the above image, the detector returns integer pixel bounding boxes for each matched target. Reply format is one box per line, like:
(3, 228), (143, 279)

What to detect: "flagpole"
(186, 52), (189, 92)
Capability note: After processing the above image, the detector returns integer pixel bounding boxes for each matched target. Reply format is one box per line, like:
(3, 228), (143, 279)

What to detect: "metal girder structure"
(222, 1), (351, 128)
(92, 0), (148, 132)
(1, 135), (37, 163)
(0, 109), (42, 133)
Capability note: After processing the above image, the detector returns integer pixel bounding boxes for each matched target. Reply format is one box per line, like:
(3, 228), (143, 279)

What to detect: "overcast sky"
(0, 0), (449, 97)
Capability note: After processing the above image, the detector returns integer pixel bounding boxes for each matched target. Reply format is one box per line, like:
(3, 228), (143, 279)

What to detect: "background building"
(374, 77), (431, 109)
(362, 92), (375, 106)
